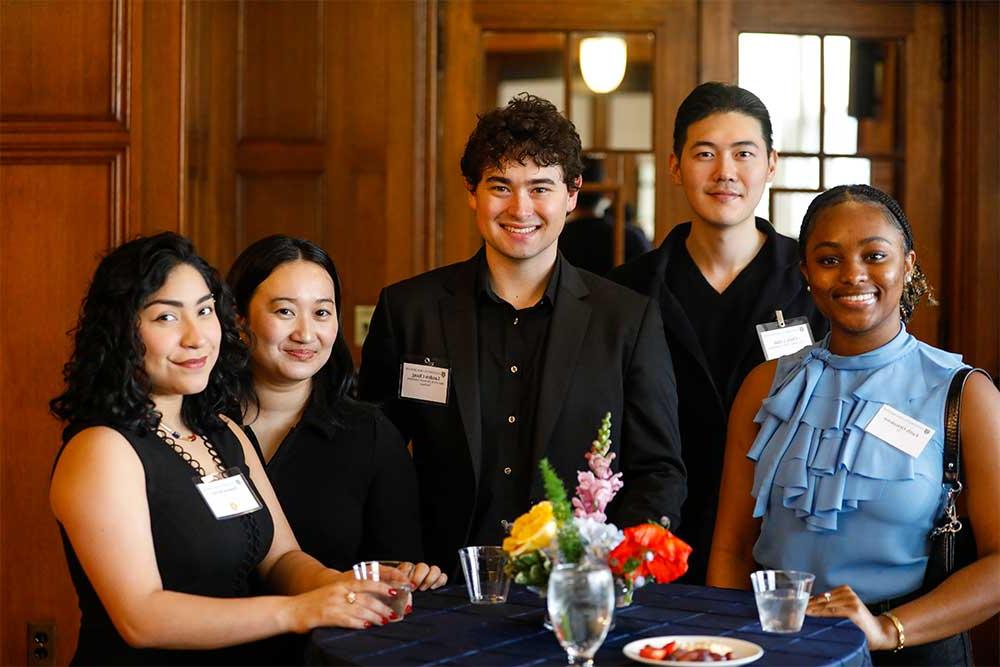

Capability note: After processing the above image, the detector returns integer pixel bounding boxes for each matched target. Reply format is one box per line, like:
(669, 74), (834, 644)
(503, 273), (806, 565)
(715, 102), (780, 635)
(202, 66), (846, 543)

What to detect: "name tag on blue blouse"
(194, 467), (264, 520)
(863, 404), (935, 458)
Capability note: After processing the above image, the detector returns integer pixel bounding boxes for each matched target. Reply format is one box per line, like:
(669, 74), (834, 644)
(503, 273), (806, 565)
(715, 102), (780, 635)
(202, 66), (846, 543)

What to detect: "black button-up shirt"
(468, 256), (561, 546)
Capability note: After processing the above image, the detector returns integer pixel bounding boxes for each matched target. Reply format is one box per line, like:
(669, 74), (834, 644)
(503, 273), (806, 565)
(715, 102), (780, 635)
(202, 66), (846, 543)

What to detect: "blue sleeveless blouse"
(748, 325), (967, 602)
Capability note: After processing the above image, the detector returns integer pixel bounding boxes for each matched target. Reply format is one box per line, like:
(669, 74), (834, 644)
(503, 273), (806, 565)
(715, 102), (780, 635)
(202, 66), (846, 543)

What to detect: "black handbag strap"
(942, 367), (990, 486)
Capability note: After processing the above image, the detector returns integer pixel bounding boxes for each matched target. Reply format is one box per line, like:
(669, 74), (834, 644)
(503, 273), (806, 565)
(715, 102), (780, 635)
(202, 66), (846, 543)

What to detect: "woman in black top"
(227, 235), (446, 586)
(50, 233), (405, 665)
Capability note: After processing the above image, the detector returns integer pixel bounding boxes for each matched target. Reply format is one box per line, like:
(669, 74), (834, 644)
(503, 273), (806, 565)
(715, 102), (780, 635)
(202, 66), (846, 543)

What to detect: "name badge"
(194, 467), (264, 520)
(863, 404), (935, 458)
(399, 358), (450, 405)
(756, 311), (814, 361)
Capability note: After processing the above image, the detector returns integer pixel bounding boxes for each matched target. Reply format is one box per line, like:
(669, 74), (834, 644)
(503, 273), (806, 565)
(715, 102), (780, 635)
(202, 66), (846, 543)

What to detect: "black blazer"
(359, 252), (687, 574)
(608, 218), (828, 583)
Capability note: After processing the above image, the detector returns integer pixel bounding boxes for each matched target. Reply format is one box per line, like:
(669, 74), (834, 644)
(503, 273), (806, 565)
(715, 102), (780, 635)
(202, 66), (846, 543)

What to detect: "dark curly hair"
(50, 233), (247, 435)
(227, 235), (365, 429)
(673, 82), (774, 157)
(799, 184), (935, 323)
(460, 93), (583, 191)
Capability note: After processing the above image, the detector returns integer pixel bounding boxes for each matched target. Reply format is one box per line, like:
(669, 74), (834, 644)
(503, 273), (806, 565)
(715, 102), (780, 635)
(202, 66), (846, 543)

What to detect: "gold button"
(507, 415), (516, 424)
(510, 365), (518, 374)
(504, 466), (512, 475)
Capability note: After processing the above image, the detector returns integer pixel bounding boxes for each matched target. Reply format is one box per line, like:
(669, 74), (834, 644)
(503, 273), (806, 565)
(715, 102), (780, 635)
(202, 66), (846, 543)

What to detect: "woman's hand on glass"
(397, 561), (448, 591)
(283, 579), (401, 632)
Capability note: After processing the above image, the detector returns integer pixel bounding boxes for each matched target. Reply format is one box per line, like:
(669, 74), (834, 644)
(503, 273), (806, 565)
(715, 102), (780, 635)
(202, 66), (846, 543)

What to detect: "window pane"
(774, 156), (820, 189)
(739, 33), (821, 153)
(484, 31), (565, 112)
(823, 36), (859, 154)
(772, 191), (818, 238)
(824, 157), (871, 187)
(570, 32), (654, 151)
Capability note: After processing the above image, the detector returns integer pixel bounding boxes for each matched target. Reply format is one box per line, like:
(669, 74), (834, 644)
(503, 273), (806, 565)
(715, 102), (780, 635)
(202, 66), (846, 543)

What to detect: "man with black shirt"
(360, 94), (686, 575)
(609, 83), (827, 584)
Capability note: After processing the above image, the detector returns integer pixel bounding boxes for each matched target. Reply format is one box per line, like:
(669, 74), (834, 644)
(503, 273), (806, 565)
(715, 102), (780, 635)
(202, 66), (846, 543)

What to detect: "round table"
(308, 583), (871, 666)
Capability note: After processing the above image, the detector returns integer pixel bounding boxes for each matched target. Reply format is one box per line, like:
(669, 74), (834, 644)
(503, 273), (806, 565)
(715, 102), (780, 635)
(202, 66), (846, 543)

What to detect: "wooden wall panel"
(239, 174), (324, 247)
(0, 0), (120, 122)
(0, 158), (121, 665)
(0, 0), (187, 662)
(240, 0), (323, 141)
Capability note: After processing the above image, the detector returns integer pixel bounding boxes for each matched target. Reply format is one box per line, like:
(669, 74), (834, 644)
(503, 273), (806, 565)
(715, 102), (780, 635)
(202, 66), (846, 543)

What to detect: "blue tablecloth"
(308, 583), (872, 666)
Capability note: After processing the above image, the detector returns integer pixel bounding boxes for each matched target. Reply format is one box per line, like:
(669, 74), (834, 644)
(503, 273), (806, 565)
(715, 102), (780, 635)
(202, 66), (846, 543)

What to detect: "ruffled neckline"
(748, 326), (963, 532)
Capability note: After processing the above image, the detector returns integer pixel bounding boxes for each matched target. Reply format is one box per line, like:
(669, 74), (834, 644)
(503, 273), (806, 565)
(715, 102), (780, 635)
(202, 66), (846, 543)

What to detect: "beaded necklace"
(156, 422), (226, 477)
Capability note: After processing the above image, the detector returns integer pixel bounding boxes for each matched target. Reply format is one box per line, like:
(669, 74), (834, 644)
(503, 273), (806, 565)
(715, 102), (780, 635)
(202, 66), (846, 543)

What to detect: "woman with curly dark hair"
(50, 233), (406, 666)
(708, 186), (999, 665)
(226, 234), (447, 581)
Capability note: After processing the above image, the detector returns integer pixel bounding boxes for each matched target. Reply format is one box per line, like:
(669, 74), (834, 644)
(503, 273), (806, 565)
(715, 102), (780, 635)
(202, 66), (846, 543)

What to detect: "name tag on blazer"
(399, 355), (450, 405)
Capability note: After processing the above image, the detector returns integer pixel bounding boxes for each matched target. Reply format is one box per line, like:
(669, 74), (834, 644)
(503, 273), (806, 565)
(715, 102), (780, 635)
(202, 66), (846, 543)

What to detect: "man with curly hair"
(360, 94), (686, 575)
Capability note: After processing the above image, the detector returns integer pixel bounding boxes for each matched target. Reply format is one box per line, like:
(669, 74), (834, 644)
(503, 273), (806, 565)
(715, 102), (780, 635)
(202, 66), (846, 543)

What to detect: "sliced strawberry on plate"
(638, 641), (677, 660)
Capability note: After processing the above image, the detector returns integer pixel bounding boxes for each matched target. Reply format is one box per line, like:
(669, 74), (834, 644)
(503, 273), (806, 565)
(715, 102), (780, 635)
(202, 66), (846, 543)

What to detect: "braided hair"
(798, 184), (934, 323)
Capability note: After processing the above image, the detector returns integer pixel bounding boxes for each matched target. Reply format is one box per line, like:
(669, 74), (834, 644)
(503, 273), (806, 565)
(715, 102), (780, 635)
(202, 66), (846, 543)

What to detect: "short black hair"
(51, 233), (246, 434)
(799, 184), (931, 322)
(460, 93), (583, 191)
(226, 235), (363, 428)
(673, 82), (774, 157)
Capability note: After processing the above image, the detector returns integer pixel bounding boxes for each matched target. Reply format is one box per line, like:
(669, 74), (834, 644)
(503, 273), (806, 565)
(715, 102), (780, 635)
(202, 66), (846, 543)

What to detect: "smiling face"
(245, 259), (338, 387)
(670, 111), (776, 230)
(138, 263), (221, 399)
(467, 158), (579, 273)
(801, 201), (915, 354)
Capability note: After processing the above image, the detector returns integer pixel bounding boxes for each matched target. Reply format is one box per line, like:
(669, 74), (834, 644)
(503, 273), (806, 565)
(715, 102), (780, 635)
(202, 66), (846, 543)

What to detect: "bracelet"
(881, 610), (905, 652)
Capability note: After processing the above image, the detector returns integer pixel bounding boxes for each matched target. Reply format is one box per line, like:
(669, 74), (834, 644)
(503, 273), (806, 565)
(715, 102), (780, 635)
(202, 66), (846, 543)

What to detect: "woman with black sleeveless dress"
(50, 233), (407, 665)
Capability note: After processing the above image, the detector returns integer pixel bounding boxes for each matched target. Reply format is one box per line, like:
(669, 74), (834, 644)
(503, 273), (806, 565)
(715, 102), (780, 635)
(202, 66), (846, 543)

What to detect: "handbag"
(922, 367), (987, 589)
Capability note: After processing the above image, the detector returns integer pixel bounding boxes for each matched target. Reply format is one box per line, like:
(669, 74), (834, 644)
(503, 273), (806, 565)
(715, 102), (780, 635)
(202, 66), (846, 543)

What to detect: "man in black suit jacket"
(608, 83), (827, 584)
(360, 94), (686, 575)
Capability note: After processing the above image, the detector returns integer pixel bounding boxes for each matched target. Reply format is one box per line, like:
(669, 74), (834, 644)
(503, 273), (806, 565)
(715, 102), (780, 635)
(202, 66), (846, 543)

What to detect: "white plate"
(623, 635), (764, 666)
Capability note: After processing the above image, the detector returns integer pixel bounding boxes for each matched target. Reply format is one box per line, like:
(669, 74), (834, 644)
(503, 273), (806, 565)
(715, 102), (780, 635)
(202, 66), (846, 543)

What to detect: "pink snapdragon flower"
(572, 449), (624, 521)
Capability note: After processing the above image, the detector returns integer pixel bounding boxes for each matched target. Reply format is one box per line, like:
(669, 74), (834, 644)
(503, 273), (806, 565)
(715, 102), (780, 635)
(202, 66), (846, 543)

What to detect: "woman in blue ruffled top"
(708, 185), (999, 665)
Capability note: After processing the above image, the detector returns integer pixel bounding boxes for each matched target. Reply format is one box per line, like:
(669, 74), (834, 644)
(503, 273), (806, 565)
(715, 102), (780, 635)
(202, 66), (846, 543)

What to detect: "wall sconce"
(579, 35), (627, 94)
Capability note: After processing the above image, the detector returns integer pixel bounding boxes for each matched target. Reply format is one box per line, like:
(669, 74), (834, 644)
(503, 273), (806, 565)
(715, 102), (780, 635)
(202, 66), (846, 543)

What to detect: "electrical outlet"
(27, 621), (55, 666)
(354, 305), (375, 347)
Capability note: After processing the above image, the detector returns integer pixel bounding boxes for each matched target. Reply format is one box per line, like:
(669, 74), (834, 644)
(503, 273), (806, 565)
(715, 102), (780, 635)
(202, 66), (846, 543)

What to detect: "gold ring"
(346, 591), (357, 604)
(824, 592), (832, 603)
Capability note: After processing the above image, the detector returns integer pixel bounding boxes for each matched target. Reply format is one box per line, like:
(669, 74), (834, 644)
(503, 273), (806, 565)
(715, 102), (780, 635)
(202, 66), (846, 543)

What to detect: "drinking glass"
(547, 562), (614, 666)
(457, 546), (512, 604)
(750, 569), (815, 633)
(353, 560), (413, 622)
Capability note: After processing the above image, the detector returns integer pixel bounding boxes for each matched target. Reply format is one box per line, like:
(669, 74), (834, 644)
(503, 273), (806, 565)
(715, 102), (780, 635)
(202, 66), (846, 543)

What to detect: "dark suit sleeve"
(613, 297), (687, 530)
(359, 288), (411, 442)
(361, 414), (424, 562)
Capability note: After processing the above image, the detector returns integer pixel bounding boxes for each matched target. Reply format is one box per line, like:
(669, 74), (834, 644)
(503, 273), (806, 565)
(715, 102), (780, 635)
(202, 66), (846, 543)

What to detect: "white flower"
(573, 517), (624, 561)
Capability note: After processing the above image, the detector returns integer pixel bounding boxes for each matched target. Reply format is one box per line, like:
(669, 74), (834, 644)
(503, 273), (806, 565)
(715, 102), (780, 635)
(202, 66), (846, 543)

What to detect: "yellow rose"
(502, 501), (557, 556)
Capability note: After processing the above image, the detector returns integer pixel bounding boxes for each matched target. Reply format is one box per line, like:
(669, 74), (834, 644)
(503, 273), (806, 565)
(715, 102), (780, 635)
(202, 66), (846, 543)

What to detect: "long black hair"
(226, 235), (361, 427)
(50, 233), (247, 435)
(799, 184), (934, 323)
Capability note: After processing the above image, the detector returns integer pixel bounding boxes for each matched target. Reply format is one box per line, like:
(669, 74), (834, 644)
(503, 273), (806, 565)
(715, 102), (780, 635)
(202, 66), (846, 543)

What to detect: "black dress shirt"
(244, 398), (423, 571)
(469, 257), (560, 546)
(665, 235), (774, 410)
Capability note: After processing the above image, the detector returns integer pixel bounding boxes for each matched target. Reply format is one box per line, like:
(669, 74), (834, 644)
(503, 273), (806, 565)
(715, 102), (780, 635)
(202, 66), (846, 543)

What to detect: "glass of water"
(547, 562), (615, 666)
(750, 569), (815, 633)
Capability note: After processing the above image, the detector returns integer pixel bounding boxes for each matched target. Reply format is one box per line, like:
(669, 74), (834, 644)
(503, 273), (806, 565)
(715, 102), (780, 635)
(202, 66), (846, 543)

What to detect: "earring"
(806, 284), (811, 292)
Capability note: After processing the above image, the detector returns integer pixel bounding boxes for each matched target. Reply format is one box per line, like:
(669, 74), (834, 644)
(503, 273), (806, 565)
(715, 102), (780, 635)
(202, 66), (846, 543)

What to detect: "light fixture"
(579, 35), (627, 94)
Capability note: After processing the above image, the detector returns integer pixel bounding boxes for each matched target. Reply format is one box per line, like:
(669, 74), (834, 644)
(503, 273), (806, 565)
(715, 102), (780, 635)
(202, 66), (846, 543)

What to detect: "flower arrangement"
(502, 413), (691, 596)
